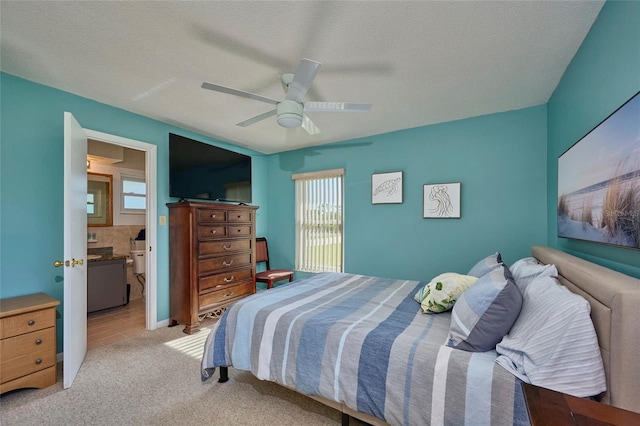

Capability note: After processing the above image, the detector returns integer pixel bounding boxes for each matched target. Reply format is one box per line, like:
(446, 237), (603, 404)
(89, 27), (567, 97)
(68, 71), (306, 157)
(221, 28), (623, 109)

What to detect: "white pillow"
(509, 257), (557, 292)
(414, 272), (478, 313)
(495, 275), (606, 398)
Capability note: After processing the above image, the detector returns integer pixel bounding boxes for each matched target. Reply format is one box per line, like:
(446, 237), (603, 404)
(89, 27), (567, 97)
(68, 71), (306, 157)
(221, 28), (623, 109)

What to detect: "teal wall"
(2, 0), (638, 356)
(265, 105), (548, 282)
(0, 73), (267, 350)
(547, 0), (640, 278)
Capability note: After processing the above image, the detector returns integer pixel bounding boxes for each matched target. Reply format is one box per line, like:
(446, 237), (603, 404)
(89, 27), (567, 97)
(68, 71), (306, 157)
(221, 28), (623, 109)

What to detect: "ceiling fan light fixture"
(277, 100), (303, 128)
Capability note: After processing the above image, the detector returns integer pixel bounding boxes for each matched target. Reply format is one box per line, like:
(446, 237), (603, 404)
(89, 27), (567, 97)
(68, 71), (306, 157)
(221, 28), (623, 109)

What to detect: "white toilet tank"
(130, 249), (146, 274)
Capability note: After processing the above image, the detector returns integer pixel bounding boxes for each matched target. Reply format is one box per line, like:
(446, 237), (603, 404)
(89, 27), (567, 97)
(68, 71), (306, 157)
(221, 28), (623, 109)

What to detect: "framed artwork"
(372, 171), (403, 204)
(423, 183), (461, 218)
(558, 91), (640, 250)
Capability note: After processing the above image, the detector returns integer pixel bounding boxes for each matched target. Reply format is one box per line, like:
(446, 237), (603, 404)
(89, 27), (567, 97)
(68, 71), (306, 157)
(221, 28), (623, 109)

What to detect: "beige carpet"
(0, 324), (358, 425)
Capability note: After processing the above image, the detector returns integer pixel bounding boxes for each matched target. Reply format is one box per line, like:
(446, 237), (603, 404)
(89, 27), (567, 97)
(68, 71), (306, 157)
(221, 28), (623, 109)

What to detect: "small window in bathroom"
(87, 193), (96, 215)
(121, 174), (146, 214)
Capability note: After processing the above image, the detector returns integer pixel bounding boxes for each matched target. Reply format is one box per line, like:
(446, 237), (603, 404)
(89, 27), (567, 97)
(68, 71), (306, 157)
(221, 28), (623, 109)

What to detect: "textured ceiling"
(0, 1), (604, 154)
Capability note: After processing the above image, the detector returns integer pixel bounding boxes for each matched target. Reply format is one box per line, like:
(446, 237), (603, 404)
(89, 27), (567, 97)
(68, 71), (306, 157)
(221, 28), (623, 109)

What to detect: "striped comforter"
(201, 273), (530, 425)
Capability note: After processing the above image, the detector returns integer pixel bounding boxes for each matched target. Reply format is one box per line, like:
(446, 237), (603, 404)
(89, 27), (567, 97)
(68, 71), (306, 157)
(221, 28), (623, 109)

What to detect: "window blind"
(292, 169), (344, 273)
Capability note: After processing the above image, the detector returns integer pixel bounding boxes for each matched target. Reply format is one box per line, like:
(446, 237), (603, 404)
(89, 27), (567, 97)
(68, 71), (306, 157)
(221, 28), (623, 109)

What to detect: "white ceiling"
(1, 1), (604, 154)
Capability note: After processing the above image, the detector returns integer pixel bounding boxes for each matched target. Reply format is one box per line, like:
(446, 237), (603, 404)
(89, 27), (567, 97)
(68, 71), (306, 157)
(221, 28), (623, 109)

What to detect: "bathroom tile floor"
(87, 298), (147, 350)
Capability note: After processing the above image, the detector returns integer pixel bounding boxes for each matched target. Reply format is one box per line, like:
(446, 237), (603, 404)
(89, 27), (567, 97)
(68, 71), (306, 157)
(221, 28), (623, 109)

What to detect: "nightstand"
(1, 293), (60, 394)
(522, 382), (640, 425)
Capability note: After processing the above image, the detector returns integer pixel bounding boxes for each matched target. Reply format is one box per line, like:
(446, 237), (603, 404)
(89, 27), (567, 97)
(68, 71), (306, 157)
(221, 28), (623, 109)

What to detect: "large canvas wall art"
(557, 91), (640, 250)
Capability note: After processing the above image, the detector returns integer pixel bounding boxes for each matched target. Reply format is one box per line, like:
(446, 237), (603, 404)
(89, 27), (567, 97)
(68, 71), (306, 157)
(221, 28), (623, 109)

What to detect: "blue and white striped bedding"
(201, 273), (530, 425)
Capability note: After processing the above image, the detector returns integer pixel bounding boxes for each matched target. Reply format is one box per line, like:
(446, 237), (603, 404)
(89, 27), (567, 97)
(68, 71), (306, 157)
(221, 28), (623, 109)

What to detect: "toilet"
(130, 249), (146, 275)
(130, 241), (146, 300)
(130, 238), (146, 274)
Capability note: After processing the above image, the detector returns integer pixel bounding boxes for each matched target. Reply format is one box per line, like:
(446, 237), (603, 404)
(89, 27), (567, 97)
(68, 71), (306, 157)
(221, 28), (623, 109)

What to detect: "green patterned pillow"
(415, 273), (478, 313)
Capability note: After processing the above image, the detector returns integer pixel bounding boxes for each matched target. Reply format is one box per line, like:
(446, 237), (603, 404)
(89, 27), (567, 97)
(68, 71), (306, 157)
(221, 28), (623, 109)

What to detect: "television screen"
(557, 91), (640, 249)
(169, 133), (252, 203)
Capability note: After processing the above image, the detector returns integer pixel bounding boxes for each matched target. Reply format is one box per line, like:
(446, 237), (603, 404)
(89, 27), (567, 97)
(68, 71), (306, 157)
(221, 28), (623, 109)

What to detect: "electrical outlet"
(159, 215), (166, 226)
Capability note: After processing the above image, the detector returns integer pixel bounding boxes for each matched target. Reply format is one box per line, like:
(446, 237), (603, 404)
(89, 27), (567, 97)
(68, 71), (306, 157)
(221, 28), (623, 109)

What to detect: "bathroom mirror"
(87, 172), (113, 226)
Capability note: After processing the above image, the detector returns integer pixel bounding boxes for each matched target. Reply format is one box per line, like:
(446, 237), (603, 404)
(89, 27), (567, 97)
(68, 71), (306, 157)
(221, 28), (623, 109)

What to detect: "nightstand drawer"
(1, 327), (55, 360)
(0, 346), (56, 383)
(1, 308), (55, 339)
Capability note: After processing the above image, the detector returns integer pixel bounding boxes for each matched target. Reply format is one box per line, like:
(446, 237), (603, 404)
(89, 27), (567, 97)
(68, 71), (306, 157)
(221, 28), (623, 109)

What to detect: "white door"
(63, 112), (88, 388)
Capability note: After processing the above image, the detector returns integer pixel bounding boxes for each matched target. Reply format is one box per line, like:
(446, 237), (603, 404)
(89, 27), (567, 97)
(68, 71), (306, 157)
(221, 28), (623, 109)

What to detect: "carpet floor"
(0, 324), (358, 425)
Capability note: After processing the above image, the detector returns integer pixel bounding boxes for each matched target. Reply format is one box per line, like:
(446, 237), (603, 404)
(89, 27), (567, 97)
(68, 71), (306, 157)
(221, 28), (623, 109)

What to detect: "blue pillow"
(467, 252), (503, 278)
(447, 264), (522, 352)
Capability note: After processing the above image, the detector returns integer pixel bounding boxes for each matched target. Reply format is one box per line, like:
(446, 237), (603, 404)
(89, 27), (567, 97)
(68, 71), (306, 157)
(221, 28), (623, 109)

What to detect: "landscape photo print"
(558, 91), (640, 250)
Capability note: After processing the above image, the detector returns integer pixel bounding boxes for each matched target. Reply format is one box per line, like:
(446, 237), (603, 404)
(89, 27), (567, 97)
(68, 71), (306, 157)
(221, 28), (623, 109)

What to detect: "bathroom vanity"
(87, 257), (126, 313)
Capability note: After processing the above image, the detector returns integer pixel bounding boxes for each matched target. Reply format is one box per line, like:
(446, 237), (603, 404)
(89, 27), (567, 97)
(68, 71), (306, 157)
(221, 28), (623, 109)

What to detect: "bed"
(201, 246), (640, 425)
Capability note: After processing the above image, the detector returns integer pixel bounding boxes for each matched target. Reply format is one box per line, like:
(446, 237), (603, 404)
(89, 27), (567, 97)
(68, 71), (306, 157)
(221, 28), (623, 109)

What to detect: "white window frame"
(292, 168), (344, 273)
(120, 173), (146, 214)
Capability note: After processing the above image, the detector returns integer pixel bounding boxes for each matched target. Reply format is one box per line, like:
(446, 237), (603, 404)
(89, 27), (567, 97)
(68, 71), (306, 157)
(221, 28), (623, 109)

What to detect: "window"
(292, 168), (344, 273)
(121, 174), (146, 214)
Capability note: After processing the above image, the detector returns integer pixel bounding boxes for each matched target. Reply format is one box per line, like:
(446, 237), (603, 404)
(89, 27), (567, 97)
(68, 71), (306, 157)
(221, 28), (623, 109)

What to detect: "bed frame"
(219, 246), (640, 424)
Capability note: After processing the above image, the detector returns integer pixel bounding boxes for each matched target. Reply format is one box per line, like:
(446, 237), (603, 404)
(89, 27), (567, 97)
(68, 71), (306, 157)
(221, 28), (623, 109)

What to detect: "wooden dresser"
(0, 293), (59, 394)
(168, 201), (259, 334)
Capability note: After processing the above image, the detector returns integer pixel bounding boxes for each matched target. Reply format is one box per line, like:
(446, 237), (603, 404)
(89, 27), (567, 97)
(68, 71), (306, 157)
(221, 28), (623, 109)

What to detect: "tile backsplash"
(87, 225), (146, 301)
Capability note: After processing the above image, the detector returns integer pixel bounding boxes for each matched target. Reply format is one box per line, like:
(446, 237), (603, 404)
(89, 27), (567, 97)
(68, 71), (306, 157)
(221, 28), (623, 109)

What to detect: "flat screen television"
(557, 91), (640, 250)
(169, 133), (252, 203)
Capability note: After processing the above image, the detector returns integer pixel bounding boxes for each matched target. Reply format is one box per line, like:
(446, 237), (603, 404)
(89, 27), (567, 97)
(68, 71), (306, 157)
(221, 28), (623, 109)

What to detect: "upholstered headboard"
(532, 246), (640, 413)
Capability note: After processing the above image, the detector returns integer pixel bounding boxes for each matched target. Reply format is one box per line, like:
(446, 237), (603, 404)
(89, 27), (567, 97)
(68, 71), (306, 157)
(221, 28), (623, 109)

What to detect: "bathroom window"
(121, 174), (146, 214)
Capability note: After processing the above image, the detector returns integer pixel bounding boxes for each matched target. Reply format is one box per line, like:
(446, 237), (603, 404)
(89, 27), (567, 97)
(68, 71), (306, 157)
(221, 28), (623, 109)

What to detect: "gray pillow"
(467, 252), (503, 278)
(495, 276), (606, 398)
(447, 264), (522, 352)
(510, 257), (558, 292)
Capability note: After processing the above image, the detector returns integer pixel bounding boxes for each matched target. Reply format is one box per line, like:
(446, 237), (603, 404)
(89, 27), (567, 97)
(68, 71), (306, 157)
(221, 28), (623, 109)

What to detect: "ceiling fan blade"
(304, 102), (372, 112)
(236, 109), (277, 127)
(301, 114), (321, 135)
(201, 82), (278, 105)
(285, 59), (321, 103)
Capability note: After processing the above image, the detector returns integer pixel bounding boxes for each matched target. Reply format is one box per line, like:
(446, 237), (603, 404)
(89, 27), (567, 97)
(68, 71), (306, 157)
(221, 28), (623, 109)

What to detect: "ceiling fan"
(201, 58), (372, 135)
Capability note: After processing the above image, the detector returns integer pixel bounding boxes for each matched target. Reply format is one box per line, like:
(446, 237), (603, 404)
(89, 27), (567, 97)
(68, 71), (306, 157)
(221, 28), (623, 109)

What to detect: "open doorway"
(83, 129), (158, 342)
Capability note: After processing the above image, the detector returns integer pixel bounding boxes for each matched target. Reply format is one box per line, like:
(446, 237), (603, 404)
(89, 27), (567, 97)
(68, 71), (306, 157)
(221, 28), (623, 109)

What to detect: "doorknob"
(54, 260), (70, 267)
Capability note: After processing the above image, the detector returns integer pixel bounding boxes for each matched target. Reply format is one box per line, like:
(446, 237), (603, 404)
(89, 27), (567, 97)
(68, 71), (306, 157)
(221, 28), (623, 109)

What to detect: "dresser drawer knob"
(36, 339), (43, 345)
(223, 245), (232, 251)
(210, 214), (216, 218)
(223, 276), (235, 283)
(224, 291), (234, 298)
(211, 230), (217, 234)
(35, 359), (42, 365)
(28, 320), (35, 326)
(223, 260), (233, 266)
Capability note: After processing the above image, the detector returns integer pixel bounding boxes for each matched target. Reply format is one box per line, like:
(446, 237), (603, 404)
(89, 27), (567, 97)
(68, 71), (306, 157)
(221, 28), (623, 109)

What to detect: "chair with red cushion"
(255, 237), (294, 289)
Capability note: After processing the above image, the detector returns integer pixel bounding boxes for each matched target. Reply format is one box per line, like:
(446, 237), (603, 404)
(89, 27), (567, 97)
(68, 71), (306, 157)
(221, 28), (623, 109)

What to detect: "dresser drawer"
(199, 239), (251, 256)
(197, 225), (227, 240)
(228, 225), (252, 237)
(0, 327), (55, 360)
(228, 211), (253, 223)
(198, 253), (252, 275)
(199, 267), (253, 292)
(1, 308), (55, 339)
(197, 209), (227, 223)
(0, 346), (56, 383)
(199, 281), (254, 308)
